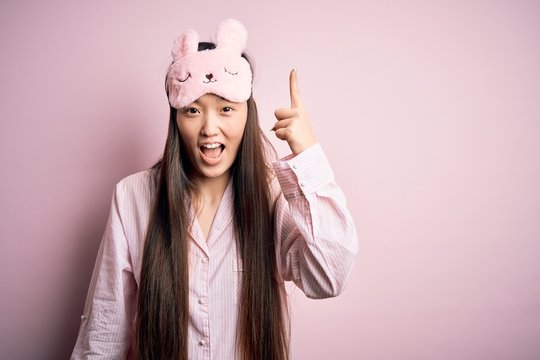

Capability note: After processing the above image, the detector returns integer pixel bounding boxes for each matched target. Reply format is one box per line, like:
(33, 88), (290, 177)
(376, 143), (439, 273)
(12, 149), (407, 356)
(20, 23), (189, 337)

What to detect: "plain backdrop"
(1, 1), (539, 359)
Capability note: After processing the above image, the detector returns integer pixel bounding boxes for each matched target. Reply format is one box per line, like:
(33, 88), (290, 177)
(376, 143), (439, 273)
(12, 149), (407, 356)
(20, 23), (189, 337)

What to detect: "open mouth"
(203, 79), (217, 83)
(200, 142), (225, 159)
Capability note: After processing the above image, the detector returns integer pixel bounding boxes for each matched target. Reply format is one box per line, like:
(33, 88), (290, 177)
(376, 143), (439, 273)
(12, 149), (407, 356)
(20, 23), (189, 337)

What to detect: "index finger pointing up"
(289, 68), (301, 108)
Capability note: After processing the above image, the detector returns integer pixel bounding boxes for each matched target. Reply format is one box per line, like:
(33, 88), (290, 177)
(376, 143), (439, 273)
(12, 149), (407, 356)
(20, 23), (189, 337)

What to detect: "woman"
(71, 18), (358, 360)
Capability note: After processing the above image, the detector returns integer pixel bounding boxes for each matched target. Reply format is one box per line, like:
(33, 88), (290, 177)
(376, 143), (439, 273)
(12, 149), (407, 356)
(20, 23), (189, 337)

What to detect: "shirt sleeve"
(272, 143), (359, 299)
(71, 183), (137, 359)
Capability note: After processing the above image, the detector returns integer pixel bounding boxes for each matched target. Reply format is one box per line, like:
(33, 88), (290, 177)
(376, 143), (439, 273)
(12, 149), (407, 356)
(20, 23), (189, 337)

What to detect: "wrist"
(291, 137), (317, 155)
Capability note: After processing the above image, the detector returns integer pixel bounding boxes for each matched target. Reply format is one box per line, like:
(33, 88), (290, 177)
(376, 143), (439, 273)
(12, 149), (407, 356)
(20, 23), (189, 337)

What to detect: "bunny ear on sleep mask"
(166, 18), (253, 109)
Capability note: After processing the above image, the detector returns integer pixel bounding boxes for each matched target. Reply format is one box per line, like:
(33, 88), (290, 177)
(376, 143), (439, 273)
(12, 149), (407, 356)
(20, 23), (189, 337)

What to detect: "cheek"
(232, 108), (248, 138)
(228, 119), (248, 144)
(176, 122), (198, 147)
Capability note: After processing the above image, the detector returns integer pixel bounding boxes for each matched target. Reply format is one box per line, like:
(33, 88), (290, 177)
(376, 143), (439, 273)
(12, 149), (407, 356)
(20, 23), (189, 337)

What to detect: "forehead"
(190, 93), (235, 106)
(196, 93), (227, 102)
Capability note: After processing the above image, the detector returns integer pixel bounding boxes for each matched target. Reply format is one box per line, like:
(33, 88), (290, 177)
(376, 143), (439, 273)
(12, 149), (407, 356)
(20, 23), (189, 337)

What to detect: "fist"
(272, 68), (317, 155)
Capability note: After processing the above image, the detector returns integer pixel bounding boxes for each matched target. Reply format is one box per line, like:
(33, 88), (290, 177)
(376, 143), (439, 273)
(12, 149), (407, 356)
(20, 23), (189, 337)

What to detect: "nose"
(201, 111), (219, 136)
(206, 73), (213, 80)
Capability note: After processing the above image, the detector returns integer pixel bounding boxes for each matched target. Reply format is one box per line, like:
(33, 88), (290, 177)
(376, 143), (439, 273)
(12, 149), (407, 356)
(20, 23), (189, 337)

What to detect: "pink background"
(1, 1), (539, 359)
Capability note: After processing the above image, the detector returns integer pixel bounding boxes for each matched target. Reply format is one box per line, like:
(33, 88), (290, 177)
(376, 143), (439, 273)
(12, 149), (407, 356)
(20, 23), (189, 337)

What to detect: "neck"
(192, 171), (230, 211)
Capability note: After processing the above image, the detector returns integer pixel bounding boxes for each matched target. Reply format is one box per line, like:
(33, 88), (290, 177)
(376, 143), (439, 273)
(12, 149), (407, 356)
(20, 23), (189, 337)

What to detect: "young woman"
(71, 19), (358, 360)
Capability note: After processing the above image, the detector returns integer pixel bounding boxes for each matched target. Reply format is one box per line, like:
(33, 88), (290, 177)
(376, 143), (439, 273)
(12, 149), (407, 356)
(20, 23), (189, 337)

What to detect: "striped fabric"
(71, 143), (359, 360)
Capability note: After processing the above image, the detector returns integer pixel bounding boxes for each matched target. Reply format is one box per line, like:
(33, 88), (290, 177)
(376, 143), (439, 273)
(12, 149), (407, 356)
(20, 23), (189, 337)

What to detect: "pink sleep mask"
(166, 19), (253, 109)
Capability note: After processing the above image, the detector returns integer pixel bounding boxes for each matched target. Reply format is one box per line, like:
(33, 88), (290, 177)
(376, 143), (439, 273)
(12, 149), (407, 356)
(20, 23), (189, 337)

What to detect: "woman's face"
(176, 93), (248, 182)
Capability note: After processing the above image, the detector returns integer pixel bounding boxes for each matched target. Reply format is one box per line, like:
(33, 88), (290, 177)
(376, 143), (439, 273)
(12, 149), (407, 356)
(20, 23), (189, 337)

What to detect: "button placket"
(198, 253), (210, 351)
(232, 253), (243, 304)
(199, 338), (208, 347)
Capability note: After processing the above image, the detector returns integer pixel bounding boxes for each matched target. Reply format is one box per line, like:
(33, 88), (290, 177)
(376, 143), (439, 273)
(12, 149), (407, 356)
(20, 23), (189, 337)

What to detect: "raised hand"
(272, 68), (317, 155)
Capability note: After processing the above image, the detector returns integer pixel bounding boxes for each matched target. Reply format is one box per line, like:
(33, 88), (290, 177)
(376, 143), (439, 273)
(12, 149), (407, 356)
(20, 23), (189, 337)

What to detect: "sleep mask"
(166, 18), (253, 109)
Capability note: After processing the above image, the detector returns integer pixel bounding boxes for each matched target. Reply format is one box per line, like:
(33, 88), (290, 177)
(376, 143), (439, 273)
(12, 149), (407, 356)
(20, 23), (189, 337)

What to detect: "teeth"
(201, 143), (222, 149)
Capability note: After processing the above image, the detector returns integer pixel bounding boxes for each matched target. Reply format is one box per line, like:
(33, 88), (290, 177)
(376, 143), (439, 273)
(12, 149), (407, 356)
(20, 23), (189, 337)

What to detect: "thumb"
(289, 68), (301, 108)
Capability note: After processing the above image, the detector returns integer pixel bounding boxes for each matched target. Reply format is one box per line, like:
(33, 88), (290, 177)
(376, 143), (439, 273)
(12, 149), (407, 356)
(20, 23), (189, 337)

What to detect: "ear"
(171, 29), (199, 60)
(215, 18), (247, 54)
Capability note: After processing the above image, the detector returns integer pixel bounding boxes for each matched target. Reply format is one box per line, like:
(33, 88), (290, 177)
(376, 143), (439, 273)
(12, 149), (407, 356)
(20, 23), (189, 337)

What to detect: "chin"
(197, 163), (232, 180)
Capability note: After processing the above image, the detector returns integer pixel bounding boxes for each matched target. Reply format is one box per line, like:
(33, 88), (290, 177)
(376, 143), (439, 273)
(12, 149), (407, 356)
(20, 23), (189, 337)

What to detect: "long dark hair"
(136, 42), (290, 360)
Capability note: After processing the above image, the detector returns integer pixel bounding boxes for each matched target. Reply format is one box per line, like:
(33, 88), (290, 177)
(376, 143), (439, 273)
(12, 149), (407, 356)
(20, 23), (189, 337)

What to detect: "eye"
(184, 107), (200, 115)
(222, 106), (233, 113)
(224, 68), (238, 75)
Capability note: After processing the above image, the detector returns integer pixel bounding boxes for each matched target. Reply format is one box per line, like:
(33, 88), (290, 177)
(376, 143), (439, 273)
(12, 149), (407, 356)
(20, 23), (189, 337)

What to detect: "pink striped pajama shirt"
(71, 143), (359, 359)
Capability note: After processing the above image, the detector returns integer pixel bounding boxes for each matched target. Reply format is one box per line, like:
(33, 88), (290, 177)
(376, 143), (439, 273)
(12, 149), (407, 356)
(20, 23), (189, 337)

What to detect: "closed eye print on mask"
(177, 73), (191, 82)
(224, 67), (238, 75)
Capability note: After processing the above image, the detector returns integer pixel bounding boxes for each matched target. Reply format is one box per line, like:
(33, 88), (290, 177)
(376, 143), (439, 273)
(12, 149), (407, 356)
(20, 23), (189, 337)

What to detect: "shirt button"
(80, 315), (87, 320)
(292, 163), (299, 170)
(199, 338), (208, 346)
(198, 297), (205, 304)
(300, 182), (306, 188)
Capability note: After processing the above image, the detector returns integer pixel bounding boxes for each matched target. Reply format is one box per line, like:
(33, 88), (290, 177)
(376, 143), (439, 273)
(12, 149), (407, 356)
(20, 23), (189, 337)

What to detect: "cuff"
(272, 143), (335, 199)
